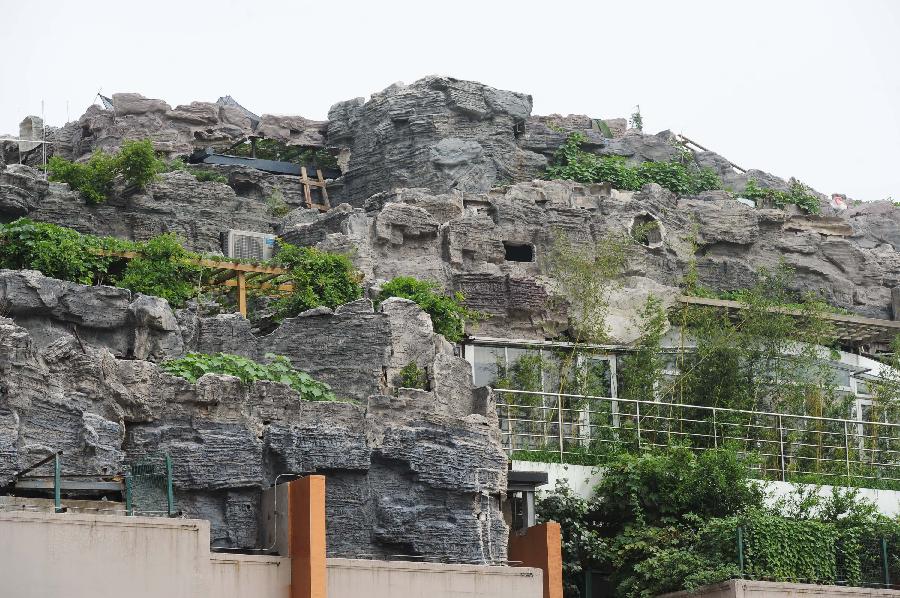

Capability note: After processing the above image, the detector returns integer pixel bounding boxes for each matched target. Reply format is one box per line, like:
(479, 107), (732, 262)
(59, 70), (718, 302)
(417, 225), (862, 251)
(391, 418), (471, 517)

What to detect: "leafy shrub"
(397, 362), (427, 389)
(47, 139), (165, 204)
(0, 218), (126, 284)
(741, 178), (821, 214)
(546, 133), (722, 196)
(161, 352), (336, 401)
(376, 276), (477, 343)
(271, 243), (362, 318)
(115, 234), (201, 307)
(48, 150), (119, 205)
(191, 169), (229, 184)
(117, 139), (166, 189)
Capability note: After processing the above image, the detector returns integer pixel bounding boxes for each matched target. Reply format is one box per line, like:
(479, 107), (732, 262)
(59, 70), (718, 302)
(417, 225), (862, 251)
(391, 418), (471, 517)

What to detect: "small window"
(513, 118), (526, 138)
(504, 242), (534, 262)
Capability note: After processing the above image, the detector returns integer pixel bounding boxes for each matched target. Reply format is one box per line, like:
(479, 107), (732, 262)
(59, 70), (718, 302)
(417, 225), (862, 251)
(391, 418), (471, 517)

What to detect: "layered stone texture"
(283, 180), (900, 341)
(0, 276), (507, 562)
(327, 76), (545, 204)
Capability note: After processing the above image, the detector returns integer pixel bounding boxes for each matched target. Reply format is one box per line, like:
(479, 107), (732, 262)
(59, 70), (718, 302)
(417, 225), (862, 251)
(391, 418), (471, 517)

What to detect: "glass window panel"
(473, 345), (504, 387)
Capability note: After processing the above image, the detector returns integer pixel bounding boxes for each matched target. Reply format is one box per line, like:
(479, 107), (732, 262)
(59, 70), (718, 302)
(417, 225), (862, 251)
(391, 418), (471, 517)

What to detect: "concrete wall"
(659, 579), (900, 598)
(0, 511), (289, 598)
(327, 558), (543, 598)
(0, 510), (543, 598)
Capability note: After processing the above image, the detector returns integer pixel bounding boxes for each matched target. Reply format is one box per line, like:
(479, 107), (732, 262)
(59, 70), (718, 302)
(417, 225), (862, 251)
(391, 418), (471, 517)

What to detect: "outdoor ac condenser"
(221, 229), (277, 261)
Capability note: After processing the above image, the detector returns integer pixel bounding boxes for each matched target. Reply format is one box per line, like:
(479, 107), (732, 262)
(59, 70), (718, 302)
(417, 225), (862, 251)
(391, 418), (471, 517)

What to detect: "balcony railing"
(495, 389), (900, 488)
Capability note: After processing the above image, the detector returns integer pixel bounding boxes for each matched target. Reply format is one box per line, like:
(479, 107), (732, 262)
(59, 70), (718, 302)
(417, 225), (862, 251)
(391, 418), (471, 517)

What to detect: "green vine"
(161, 352), (337, 401)
(546, 133), (722, 195)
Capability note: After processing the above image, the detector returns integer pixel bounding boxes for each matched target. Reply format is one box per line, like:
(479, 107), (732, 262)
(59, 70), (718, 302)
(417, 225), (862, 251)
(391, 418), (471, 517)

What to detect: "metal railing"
(495, 389), (900, 487)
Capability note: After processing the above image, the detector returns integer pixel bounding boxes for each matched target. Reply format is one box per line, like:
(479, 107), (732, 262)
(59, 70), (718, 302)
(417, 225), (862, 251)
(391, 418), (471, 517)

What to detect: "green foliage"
(161, 352), (336, 401)
(272, 243), (362, 319)
(741, 178), (821, 214)
(48, 150), (118, 205)
(0, 219), (198, 307)
(376, 276), (478, 343)
(620, 296), (667, 403)
(117, 139), (166, 190)
(190, 169), (229, 183)
(629, 106), (643, 132)
(47, 139), (165, 204)
(115, 234), (201, 307)
(546, 230), (632, 344)
(0, 218), (122, 285)
(546, 133), (722, 195)
(538, 447), (900, 598)
(397, 362), (428, 389)
(266, 187), (291, 217)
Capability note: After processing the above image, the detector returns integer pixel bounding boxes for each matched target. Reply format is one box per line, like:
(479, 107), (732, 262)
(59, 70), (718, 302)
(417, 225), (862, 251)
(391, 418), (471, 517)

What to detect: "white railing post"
(636, 400), (642, 449)
(712, 407), (718, 449)
(778, 414), (786, 482)
(844, 419), (851, 484)
(557, 394), (564, 461)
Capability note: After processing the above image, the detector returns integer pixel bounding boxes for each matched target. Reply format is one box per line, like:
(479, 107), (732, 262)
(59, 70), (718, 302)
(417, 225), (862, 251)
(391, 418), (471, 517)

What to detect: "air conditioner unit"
(221, 229), (277, 261)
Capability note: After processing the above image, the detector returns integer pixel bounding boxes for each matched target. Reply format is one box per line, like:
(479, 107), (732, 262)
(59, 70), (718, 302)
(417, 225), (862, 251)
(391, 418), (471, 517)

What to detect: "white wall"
(516, 459), (900, 517)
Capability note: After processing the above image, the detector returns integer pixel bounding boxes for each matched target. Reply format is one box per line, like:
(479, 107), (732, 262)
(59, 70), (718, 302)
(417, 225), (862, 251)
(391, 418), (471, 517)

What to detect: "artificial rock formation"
(0, 272), (507, 562)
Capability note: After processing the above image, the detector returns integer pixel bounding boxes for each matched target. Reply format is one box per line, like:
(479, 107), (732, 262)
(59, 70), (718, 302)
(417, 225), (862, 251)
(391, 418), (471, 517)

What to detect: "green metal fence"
(124, 453), (175, 517)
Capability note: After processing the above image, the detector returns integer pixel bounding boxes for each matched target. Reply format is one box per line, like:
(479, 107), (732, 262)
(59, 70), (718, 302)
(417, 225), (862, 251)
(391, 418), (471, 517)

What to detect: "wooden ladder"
(300, 166), (330, 212)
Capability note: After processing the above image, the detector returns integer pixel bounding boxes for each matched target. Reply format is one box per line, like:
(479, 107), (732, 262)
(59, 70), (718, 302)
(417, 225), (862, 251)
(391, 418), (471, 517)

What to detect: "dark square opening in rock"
(504, 242), (534, 262)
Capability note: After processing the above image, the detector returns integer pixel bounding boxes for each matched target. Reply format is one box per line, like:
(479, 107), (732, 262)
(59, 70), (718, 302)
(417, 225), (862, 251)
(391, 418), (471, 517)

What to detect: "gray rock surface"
(327, 77), (545, 204)
(284, 179), (900, 339)
(0, 269), (183, 360)
(0, 284), (507, 562)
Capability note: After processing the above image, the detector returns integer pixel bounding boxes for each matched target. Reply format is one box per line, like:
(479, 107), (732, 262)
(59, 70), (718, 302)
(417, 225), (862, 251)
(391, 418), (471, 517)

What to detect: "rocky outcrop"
(36, 93), (327, 163)
(0, 269), (182, 361)
(283, 180), (900, 339)
(327, 77), (546, 204)
(1, 166), (283, 252)
(0, 282), (507, 561)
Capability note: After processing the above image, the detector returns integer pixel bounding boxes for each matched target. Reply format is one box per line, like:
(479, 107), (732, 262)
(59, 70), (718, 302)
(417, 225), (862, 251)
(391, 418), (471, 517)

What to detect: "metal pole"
(165, 455), (175, 517)
(778, 415), (786, 482)
(557, 395), (564, 461)
(54, 453), (62, 513)
(882, 537), (891, 588)
(737, 527), (745, 576)
(636, 400), (642, 449)
(713, 407), (718, 449)
(584, 567), (593, 597)
(844, 420), (851, 484)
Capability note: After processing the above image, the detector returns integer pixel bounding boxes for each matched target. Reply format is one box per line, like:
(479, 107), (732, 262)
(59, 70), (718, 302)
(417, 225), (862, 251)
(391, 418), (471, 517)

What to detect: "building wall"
(514, 460), (900, 518)
(327, 558), (543, 598)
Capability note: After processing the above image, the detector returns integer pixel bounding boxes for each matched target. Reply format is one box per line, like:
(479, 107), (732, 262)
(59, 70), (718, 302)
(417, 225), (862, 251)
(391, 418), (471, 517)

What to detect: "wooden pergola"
(99, 251), (293, 316)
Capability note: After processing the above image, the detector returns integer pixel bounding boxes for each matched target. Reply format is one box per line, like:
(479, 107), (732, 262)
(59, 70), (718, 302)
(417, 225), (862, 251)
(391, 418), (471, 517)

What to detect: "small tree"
(272, 243), (362, 318)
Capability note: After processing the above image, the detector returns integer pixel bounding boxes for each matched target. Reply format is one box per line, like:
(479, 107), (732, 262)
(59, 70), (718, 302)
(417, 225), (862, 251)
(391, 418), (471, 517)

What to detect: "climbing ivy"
(161, 352), (337, 401)
(741, 178), (821, 214)
(546, 133), (722, 195)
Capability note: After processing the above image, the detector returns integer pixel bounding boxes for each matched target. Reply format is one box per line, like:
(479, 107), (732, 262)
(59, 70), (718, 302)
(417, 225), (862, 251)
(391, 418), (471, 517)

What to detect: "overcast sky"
(2, 0), (898, 201)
